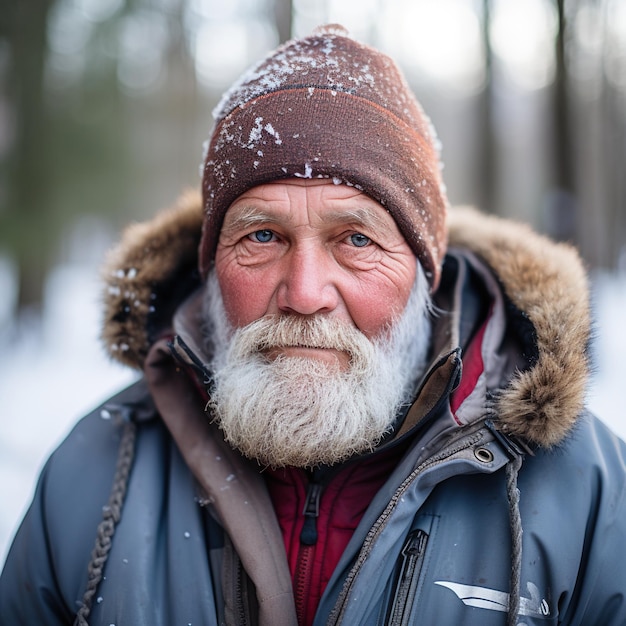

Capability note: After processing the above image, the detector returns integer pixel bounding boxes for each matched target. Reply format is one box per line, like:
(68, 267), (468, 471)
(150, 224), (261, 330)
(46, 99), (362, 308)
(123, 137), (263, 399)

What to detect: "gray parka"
(1, 194), (625, 625)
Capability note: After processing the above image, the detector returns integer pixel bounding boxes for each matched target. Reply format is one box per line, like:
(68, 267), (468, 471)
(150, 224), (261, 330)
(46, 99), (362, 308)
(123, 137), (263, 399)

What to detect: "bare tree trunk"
(478, 0), (495, 214)
(602, 66), (626, 268)
(3, 0), (55, 312)
(274, 0), (293, 43)
(549, 0), (577, 242)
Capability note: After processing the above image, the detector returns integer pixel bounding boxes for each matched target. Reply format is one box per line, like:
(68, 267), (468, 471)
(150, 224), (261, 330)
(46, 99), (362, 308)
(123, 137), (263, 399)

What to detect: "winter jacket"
(1, 191), (625, 626)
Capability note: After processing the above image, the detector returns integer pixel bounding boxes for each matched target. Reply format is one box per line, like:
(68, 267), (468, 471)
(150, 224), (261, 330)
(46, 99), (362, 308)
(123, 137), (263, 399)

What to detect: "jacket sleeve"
(0, 458), (76, 625)
(0, 406), (127, 626)
(560, 414), (626, 625)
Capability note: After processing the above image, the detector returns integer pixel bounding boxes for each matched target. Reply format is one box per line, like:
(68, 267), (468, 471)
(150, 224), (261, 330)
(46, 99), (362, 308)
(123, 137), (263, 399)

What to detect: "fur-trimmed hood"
(100, 190), (590, 449)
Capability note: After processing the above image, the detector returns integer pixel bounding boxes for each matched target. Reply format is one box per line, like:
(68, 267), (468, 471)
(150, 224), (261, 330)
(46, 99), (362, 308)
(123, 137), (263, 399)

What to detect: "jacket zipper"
(228, 546), (253, 625)
(234, 556), (248, 625)
(386, 529), (429, 626)
(294, 481), (323, 625)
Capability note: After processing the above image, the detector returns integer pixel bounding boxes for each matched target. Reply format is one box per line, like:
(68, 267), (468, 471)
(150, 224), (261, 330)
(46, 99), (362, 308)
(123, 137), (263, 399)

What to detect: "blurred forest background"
(1, 0), (625, 322)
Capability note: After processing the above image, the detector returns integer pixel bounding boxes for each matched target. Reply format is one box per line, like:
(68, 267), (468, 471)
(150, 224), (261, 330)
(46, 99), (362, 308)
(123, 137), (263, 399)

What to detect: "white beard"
(202, 268), (432, 468)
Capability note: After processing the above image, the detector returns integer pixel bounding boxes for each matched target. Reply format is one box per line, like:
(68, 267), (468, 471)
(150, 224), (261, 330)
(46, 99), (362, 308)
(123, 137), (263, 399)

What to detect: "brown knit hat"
(199, 25), (448, 289)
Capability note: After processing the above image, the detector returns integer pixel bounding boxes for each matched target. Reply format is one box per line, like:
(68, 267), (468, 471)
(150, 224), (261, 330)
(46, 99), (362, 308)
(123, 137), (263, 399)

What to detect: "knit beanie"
(199, 24), (448, 289)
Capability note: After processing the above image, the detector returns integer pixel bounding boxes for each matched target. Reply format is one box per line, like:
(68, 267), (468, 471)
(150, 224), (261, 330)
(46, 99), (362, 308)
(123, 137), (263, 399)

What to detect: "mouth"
(263, 345), (351, 369)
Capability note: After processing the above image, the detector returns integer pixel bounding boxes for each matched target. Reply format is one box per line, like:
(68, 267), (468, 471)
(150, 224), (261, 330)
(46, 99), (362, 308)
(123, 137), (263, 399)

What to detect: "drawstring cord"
(505, 454), (523, 626)
(74, 418), (137, 626)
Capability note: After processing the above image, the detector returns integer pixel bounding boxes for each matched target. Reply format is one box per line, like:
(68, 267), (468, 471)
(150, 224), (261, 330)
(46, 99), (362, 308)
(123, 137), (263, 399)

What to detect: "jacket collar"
(100, 191), (590, 448)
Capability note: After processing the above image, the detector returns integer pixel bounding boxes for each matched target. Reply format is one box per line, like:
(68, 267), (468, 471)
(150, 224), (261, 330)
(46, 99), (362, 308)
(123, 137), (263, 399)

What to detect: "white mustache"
(227, 314), (379, 363)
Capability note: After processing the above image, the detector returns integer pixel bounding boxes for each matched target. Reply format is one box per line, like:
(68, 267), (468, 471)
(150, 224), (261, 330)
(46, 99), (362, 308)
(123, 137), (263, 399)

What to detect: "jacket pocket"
(384, 529), (429, 626)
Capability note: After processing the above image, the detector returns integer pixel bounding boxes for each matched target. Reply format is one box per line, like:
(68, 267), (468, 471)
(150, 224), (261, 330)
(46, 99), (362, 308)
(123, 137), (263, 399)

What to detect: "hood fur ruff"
(101, 190), (590, 449)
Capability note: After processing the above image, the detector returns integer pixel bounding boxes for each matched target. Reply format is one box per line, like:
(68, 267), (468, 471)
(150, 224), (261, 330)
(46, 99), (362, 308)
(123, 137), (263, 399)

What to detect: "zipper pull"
(300, 482), (322, 545)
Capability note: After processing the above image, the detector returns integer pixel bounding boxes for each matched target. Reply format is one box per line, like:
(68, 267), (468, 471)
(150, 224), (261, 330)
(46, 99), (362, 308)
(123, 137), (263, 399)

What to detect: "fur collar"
(101, 191), (590, 448)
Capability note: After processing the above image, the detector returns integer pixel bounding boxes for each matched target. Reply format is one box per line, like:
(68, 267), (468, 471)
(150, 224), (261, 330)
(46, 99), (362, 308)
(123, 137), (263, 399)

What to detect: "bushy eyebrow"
(320, 208), (390, 232)
(220, 206), (283, 236)
(222, 205), (390, 236)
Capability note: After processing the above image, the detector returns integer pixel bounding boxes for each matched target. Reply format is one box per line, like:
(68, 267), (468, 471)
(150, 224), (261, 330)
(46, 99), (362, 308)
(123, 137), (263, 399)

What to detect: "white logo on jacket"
(435, 580), (551, 619)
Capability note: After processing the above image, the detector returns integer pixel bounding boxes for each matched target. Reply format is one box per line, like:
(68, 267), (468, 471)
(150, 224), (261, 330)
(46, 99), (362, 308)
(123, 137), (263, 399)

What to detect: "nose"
(276, 245), (339, 316)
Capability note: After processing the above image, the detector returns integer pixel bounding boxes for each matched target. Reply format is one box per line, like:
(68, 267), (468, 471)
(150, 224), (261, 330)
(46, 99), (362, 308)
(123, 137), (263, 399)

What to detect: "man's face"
(215, 178), (418, 358)
(207, 178), (429, 468)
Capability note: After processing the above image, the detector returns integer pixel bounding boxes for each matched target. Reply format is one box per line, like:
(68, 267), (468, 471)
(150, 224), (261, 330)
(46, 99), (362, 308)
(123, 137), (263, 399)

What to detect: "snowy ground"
(0, 262), (625, 567)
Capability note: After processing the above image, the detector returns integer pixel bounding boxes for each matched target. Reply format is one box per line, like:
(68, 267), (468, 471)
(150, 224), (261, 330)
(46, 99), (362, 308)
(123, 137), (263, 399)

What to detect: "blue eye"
(250, 229), (274, 243)
(350, 233), (371, 247)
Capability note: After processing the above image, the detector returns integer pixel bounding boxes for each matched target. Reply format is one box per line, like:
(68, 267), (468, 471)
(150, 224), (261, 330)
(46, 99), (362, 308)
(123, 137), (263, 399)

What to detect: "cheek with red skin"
(216, 262), (275, 328)
(341, 275), (413, 338)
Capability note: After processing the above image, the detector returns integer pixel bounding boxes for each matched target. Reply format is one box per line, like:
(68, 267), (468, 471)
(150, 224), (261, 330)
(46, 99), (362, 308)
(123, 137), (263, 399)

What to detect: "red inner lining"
(450, 316), (489, 423)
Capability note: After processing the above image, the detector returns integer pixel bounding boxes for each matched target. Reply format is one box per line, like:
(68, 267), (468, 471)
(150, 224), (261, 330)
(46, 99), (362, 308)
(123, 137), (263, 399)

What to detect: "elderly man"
(1, 25), (625, 626)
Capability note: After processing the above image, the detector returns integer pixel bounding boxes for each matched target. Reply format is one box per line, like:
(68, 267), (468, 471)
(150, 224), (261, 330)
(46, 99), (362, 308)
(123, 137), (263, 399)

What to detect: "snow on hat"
(198, 24), (449, 289)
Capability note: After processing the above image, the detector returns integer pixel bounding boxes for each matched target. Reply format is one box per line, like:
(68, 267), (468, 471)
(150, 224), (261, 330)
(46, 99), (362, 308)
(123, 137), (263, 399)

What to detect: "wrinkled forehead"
(220, 177), (410, 240)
